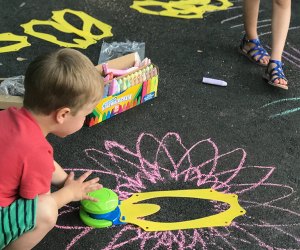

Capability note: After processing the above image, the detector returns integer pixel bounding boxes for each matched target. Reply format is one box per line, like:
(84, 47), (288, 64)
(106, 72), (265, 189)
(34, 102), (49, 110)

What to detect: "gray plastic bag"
(0, 76), (25, 96)
(98, 40), (145, 64)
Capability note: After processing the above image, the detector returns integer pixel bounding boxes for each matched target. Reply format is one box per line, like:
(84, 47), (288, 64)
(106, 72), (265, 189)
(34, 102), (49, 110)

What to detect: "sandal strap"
(248, 47), (269, 61)
(240, 35), (269, 62)
(268, 60), (287, 82)
(269, 59), (284, 67)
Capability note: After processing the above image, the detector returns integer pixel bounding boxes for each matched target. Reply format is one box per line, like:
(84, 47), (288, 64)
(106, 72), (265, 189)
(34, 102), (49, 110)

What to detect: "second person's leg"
(267, 0), (291, 87)
(241, 0), (270, 66)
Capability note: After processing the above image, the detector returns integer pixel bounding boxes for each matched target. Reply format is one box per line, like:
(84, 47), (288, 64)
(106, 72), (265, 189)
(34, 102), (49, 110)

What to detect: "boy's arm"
(51, 185), (75, 209)
(52, 160), (68, 188)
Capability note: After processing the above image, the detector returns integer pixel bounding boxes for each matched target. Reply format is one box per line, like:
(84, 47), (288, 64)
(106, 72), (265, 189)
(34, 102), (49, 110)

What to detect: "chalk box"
(0, 79), (23, 109)
(85, 53), (159, 127)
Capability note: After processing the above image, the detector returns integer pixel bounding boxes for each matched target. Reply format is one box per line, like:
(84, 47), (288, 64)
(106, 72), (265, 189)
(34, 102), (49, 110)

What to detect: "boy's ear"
(55, 107), (71, 124)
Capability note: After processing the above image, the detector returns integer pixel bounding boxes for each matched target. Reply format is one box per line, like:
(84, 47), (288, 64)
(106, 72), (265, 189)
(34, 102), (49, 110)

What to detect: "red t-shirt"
(0, 107), (55, 207)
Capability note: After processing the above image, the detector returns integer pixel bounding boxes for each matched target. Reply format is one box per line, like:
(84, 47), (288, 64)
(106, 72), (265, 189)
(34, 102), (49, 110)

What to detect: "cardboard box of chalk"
(86, 53), (159, 127)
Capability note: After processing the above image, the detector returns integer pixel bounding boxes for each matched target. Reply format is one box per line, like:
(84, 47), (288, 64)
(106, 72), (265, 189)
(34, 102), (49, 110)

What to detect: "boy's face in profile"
(53, 102), (96, 138)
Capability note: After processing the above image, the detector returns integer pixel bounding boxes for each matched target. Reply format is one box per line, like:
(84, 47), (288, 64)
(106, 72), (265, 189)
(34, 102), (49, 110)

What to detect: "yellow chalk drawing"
(0, 33), (30, 53)
(21, 9), (113, 49)
(131, 0), (233, 19)
(119, 189), (246, 231)
(22, 20), (94, 49)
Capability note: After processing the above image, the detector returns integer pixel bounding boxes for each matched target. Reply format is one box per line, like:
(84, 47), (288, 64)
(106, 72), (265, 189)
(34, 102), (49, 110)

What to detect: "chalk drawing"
(281, 43), (300, 69)
(220, 13), (243, 24)
(265, 44), (300, 69)
(0, 9), (113, 53)
(0, 33), (30, 53)
(55, 133), (300, 249)
(259, 26), (300, 38)
(131, 0), (234, 19)
(21, 9), (112, 49)
(261, 97), (300, 119)
(227, 6), (242, 10)
(230, 18), (271, 29)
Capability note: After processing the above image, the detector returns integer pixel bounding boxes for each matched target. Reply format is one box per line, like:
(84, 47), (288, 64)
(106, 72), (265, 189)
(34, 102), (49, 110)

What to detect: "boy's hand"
(64, 171), (102, 202)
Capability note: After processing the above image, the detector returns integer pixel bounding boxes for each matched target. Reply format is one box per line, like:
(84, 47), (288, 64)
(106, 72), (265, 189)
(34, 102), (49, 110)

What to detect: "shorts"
(0, 197), (38, 249)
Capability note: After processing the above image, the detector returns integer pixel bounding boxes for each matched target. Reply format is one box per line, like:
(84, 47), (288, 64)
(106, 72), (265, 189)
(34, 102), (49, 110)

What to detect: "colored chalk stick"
(133, 99), (137, 107)
(202, 77), (227, 87)
(89, 118), (95, 126)
(103, 84), (109, 98)
(151, 76), (158, 95)
(106, 110), (111, 119)
(118, 104), (123, 113)
(146, 79), (151, 93)
(102, 112), (106, 121)
(141, 81), (148, 102)
(108, 79), (118, 96)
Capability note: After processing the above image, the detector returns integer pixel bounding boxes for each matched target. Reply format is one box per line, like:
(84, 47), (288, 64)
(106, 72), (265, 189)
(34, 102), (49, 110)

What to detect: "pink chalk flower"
(56, 133), (300, 249)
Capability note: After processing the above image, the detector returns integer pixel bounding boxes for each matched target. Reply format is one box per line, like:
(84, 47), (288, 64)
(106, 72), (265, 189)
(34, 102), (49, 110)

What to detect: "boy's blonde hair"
(23, 48), (103, 115)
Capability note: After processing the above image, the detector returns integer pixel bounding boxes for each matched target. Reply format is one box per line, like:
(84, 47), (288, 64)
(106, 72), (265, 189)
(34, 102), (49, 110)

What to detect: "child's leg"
(268, 0), (291, 86)
(242, 0), (270, 65)
(4, 194), (58, 250)
(243, 0), (260, 39)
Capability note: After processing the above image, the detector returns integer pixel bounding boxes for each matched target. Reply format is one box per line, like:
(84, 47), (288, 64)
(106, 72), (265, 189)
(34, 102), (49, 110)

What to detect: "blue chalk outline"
(261, 97), (300, 118)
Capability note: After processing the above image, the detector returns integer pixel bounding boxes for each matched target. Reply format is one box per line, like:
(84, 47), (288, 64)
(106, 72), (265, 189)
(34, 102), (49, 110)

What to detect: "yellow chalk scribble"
(0, 33), (30, 53)
(120, 189), (246, 231)
(131, 0), (233, 19)
(21, 9), (113, 49)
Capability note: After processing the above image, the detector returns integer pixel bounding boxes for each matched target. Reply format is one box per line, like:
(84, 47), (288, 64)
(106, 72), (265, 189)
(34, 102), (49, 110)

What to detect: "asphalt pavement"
(0, 0), (299, 249)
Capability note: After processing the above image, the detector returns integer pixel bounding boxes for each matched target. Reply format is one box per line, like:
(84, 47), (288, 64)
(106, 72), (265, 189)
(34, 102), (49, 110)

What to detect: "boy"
(0, 48), (103, 249)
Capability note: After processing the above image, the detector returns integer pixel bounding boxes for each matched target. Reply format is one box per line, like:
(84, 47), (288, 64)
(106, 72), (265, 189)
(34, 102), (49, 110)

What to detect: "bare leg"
(269, 0), (291, 86)
(243, 0), (260, 39)
(242, 0), (270, 65)
(4, 194), (58, 250)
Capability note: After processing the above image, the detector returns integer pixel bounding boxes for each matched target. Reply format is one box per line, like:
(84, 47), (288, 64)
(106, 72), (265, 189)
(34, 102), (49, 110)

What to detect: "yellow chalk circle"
(119, 189), (246, 231)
